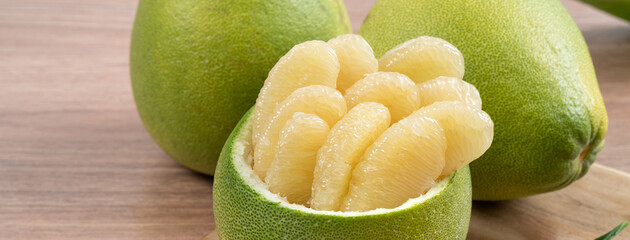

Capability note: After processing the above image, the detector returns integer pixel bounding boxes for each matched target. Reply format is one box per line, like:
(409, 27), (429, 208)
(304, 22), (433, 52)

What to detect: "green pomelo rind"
(130, 0), (351, 175)
(359, 0), (608, 200)
(213, 108), (472, 239)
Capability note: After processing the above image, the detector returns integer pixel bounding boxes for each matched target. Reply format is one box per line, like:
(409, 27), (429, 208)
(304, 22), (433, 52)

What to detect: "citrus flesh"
(252, 40), (340, 148)
(340, 114), (446, 212)
(344, 71), (421, 123)
(253, 85), (346, 179)
(378, 36), (465, 84)
(328, 34), (379, 93)
(248, 34), (493, 213)
(310, 102), (391, 211)
(416, 76), (482, 109)
(213, 109), (472, 239)
(415, 101), (494, 177)
(265, 112), (330, 206)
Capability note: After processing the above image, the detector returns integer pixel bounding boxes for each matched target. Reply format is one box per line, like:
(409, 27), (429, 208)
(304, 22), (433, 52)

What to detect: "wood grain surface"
(1, 0), (629, 239)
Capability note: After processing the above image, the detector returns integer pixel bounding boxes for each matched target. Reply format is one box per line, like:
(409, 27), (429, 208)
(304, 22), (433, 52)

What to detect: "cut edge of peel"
(234, 115), (452, 216)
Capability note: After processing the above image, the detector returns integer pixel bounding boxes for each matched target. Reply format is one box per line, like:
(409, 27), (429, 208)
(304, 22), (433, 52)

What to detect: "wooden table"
(1, 0), (628, 239)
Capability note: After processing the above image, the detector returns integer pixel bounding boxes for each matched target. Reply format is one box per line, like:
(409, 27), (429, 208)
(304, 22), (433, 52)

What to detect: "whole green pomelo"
(359, 0), (608, 200)
(130, 0), (351, 175)
(213, 108), (471, 239)
(579, 0), (630, 22)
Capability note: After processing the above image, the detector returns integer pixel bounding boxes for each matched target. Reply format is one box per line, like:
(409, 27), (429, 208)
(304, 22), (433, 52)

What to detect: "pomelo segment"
(311, 102), (391, 211)
(253, 85), (346, 179)
(344, 72), (421, 123)
(341, 115), (446, 212)
(252, 41), (339, 147)
(417, 76), (482, 109)
(416, 101), (494, 177)
(265, 113), (330, 205)
(213, 109), (471, 239)
(328, 34), (379, 93)
(378, 36), (465, 84)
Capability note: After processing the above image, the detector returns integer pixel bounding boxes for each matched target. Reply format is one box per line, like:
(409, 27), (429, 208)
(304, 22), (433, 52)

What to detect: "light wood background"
(1, 0), (628, 239)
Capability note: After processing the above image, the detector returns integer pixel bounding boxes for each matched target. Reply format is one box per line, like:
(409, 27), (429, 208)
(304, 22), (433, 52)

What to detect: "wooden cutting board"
(202, 163), (630, 239)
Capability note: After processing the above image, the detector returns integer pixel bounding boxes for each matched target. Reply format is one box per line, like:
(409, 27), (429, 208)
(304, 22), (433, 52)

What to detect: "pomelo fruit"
(359, 0), (608, 200)
(343, 72), (421, 123)
(130, 0), (351, 175)
(213, 108), (472, 239)
(214, 35), (494, 238)
(416, 76), (482, 110)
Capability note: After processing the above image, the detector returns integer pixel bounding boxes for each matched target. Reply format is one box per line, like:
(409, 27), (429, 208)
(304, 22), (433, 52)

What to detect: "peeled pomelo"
(214, 34), (493, 238)
(344, 72), (421, 123)
(130, 0), (351, 175)
(265, 112), (330, 206)
(328, 34), (379, 93)
(416, 76), (482, 109)
(340, 114), (446, 212)
(415, 101), (494, 177)
(359, 0), (608, 200)
(253, 85), (346, 180)
(213, 109), (472, 239)
(378, 36), (465, 84)
(252, 41), (341, 149)
(310, 102), (391, 211)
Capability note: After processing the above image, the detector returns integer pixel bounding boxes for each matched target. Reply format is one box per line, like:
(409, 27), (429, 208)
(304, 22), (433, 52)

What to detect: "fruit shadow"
(467, 200), (547, 240)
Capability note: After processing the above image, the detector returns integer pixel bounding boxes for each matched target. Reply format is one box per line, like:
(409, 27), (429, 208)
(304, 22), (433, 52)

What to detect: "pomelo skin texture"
(359, 0), (608, 200)
(130, 0), (351, 175)
(213, 109), (472, 239)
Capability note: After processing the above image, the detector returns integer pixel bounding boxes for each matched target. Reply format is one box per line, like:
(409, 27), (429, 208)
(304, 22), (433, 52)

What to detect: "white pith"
(231, 116), (451, 216)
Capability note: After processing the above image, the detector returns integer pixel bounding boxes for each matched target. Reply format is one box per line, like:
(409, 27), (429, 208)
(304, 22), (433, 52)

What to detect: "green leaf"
(595, 221), (629, 240)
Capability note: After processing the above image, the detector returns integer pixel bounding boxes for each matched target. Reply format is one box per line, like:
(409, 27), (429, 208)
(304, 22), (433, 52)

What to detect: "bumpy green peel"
(359, 0), (608, 200)
(130, 0), (351, 175)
